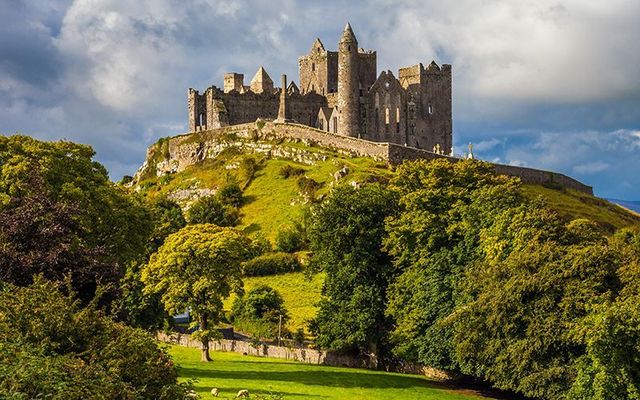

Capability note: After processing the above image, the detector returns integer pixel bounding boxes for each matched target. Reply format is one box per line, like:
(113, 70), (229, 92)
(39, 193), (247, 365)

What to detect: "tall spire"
(340, 22), (357, 44)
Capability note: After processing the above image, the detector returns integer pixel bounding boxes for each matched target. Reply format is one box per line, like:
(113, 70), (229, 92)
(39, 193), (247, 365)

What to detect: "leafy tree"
(451, 203), (628, 399)
(148, 197), (187, 253)
(384, 159), (521, 370)
(111, 198), (186, 330)
(0, 277), (188, 399)
(231, 285), (289, 339)
(186, 195), (239, 226)
(142, 224), (256, 361)
(568, 229), (640, 400)
(308, 183), (397, 364)
(0, 136), (152, 299)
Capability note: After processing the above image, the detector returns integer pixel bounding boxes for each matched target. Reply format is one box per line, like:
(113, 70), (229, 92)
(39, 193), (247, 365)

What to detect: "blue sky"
(1, 0), (639, 199)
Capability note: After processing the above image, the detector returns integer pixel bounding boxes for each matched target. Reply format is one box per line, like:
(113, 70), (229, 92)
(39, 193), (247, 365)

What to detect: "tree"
(0, 277), (188, 399)
(0, 136), (152, 300)
(450, 204), (626, 400)
(231, 285), (289, 339)
(186, 195), (239, 226)
(568, 229), (640, 400)
(111, 198), (187, 330)
(307, 183), (397, 365)
(384, 159), (521, 370)
(142, 224), (257, 361)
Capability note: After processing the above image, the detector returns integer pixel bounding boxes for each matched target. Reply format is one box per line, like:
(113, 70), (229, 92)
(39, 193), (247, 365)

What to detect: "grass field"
(169, 345), (494, 400)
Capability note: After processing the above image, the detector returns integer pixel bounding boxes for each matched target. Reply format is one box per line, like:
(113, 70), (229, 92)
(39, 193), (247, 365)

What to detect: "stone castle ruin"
(188, 23), (451, 153)
(175, 23), (592, 195)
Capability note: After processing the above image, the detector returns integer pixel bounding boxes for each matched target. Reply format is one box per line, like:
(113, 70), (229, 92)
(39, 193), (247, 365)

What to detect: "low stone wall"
(157, 331), (371, 369)
(145, 120), (592, 195)
(156, 332), (454, 380)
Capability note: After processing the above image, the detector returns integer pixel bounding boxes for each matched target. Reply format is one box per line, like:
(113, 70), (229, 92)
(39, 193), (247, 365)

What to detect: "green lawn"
(169, 345), (493, 400)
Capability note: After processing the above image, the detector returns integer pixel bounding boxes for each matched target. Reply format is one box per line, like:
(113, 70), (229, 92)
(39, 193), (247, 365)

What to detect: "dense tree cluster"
(0, 136), (187, 397)
(0, 136), (152, 302)
(309, 158), (640, 399)
(0, 278), (188, 399)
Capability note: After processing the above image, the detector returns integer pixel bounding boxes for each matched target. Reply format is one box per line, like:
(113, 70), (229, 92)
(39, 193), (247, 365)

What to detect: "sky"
(1, 0), (639, 199)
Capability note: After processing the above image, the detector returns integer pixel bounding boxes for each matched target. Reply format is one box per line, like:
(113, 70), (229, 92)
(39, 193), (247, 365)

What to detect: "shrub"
(187, 196), (239, 226)
(279, 164), (306, 179)
(217, 181), (243, 207)
(240, 157), (260, 182)
(231, 285), (289, 339)
(241, 252), (302, 277)
(275, 224), (307, 252)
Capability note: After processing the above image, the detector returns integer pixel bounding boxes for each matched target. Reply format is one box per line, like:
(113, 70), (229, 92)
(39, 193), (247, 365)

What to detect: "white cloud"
(373, 0), (640, 110)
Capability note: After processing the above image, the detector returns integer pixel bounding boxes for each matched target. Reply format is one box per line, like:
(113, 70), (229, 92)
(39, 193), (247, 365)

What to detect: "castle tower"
(224, 73), (244, 93)
(337, 22), (359, 137)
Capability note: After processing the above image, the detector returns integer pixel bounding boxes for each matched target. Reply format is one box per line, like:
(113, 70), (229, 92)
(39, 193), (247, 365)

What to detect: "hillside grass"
(168, 345), (494, 400)
(138, 141), (390, 241)
(520, 184), (640, 231)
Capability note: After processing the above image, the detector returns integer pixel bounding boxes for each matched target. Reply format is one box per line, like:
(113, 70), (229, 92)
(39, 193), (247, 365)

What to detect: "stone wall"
(157, 332), (373, 369)
(141, 121), (592, 195)
(156, 331), (453, 379)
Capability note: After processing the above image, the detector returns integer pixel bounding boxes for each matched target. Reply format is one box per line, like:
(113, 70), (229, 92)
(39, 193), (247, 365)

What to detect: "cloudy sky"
(1, 0), (639, 199)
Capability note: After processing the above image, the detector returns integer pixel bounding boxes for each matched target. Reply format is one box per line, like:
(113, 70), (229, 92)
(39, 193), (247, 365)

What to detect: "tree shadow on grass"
(179, 366), (444, 390)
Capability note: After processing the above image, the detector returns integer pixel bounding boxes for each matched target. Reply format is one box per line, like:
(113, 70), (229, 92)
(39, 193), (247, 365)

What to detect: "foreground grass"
(169, 345), (492, 400)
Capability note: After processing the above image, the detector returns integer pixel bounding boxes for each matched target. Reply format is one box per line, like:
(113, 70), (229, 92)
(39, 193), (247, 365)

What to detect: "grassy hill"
(169, 345), (500, 400)
(136, 136), (640, 333)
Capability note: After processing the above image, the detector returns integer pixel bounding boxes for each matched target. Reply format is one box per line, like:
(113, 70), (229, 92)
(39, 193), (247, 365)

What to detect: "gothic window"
(385, 107), (390, 134)
(375, 92), (379, 107)
(396, 107), (400, 134)
(312, 63), (315, 72)
(428, 104), (433, 114)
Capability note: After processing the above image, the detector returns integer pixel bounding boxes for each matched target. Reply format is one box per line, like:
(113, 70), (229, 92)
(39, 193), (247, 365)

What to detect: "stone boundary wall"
(152, 121), (592, 195)
(157, 331), (371, 369)
(156, 332), (453, 380)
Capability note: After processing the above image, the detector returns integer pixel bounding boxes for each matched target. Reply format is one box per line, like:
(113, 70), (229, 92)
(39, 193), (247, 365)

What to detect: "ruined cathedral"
(188, 23), (452, 153)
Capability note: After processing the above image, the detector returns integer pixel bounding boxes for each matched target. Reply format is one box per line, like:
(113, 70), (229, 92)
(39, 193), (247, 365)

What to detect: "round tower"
(337, 22), (359, 137)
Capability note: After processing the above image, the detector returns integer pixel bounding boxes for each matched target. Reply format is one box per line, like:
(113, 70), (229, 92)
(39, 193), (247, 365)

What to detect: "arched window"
(312, 63), (315, 72)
